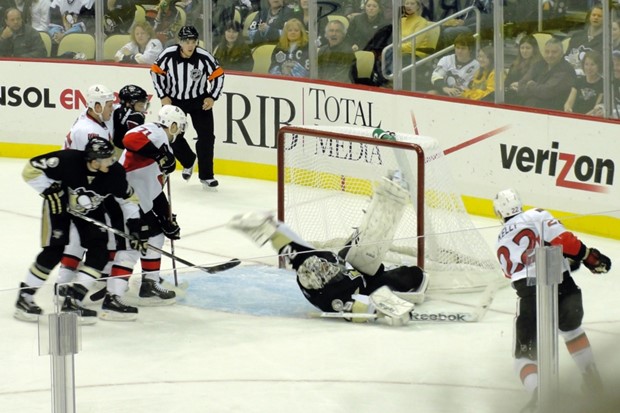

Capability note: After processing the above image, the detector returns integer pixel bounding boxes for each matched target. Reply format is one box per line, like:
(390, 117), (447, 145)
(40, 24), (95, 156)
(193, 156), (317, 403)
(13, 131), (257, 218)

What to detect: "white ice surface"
(0, 158), (618, 413)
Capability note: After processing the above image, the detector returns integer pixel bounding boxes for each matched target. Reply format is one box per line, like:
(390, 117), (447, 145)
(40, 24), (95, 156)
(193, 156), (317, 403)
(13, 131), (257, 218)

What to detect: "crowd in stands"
(0, 0), (619, 116)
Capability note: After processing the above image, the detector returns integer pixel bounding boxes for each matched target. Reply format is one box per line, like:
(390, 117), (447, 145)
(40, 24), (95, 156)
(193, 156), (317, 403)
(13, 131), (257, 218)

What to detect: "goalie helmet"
(86, 84), (115, 110)
(119, 85), (148, 108)
(158, 105), (187, 134)
(84, 137), (115, 161)
(493, 188), (523, 220)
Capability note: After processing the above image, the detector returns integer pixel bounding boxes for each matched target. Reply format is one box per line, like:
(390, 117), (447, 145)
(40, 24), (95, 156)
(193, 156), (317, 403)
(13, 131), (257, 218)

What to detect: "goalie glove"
(582, 248), (611, 274)
(126, 218), (149, 254)
(41, 182), (65, 215)
(159, 213), (180, 240)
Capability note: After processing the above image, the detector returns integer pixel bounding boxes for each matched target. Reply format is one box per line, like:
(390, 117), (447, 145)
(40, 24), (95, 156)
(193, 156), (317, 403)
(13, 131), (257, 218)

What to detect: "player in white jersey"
(108, 105), (187, 310)
(54, 85), (116, 319)
(493, 189), (611, 410)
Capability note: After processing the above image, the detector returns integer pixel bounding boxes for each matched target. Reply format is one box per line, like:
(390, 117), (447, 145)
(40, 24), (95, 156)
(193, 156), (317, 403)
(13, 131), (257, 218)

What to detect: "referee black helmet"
(178, 25), (199, 40)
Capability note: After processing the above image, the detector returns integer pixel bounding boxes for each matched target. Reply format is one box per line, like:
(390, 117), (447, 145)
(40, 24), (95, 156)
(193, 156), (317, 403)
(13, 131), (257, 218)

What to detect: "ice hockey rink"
(0, 157), (619, 413)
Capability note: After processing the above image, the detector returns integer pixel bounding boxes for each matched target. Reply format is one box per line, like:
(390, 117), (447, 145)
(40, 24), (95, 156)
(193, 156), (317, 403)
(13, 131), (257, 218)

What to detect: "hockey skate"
(228, 211), (278, 246)
(14, 283), (42, 322)
(137, 278), (176, 306)
(201, 178), (219, 191)
(182, 161), (194, 181)
(100, 293), (138, 321)
(59, 284), (98, 325)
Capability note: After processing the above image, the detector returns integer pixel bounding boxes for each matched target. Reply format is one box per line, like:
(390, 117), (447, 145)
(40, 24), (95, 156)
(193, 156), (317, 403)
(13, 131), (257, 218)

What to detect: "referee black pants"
(173, 98), (216, 180)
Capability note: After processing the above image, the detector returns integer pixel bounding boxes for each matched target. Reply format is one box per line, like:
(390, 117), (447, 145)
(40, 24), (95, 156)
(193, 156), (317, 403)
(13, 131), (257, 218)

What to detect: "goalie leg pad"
(370, 286), (414, 326)
(228, 211), (279, 246)
(345, 177), (409, 275)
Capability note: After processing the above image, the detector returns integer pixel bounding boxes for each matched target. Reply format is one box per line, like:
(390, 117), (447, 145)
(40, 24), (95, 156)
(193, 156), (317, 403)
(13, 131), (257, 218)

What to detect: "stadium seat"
(133, 5), (146, 24)
(39, 31), (52, 57)
(252, 44), (276, 74)
(104, 34), (131, 61)
(243, 11), (258, 41)
(562, 36), (571, 53)
(56, 33), (96, 59)
(354, 50), (375, 80)
(532, 32), (552, 52)
(326, 14), (349, 31)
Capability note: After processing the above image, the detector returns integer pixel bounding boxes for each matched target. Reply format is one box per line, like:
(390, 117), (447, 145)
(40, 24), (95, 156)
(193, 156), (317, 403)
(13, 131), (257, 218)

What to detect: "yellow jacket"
(401, 14), (429, 54)
(461, 69), (496, 100)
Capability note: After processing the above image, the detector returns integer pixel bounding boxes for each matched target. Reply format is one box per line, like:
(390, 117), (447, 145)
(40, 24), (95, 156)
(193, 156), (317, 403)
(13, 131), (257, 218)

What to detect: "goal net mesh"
(277, 125), (502, 293)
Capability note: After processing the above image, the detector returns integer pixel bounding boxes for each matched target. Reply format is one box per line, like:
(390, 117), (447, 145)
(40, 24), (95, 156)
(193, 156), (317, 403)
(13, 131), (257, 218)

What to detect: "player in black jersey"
(112, 84), (149, 150)
(15, 138), (146, 323)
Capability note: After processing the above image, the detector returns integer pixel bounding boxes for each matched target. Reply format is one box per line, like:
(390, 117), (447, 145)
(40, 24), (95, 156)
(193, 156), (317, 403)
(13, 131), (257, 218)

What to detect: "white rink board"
(0, 60), (618, 220)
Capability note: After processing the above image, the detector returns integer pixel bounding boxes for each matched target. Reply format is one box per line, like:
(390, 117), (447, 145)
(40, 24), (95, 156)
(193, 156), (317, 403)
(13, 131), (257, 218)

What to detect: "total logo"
(500, 141), (614, 193)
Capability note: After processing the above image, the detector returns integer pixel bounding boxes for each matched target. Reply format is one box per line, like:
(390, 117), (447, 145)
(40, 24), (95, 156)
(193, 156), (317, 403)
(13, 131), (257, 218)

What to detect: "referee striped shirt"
(151, 45), (225, 102)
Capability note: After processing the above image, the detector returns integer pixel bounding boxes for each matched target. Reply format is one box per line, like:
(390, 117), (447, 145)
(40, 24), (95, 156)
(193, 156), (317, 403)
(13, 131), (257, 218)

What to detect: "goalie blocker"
(228, 175), (428, 326)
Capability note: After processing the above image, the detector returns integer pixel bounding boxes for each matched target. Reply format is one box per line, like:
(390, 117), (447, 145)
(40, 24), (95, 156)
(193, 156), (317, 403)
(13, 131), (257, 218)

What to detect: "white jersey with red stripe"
(63, 110), (114, 150)
(119, 123), (171, 213)
(496, 208), (572, 283)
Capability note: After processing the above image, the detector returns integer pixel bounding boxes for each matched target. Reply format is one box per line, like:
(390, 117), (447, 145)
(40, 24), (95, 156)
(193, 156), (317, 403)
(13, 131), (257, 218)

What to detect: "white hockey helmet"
(493, 188), (523, 220)
(86, 84), (115, 110)
(158, 105), (187, 138)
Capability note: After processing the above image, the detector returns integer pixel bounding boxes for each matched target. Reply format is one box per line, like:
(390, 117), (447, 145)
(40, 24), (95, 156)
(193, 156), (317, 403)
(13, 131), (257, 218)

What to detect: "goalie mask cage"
(277, 125), (502, 294)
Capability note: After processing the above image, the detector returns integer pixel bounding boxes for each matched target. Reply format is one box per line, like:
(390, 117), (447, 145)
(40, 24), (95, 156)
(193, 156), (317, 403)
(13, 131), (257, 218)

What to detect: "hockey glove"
(582, 248), (611, 274)
(159, 214), (180, 240)
(126, 218), (149, 254)
(41, 182), (65, 215)
(156, 145), (177, 175)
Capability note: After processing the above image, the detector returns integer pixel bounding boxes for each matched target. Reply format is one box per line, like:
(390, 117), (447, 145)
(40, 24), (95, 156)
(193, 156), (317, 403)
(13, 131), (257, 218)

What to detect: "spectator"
(565, 3), (603, 74)
(105, 0), (138, 34)
(269, 18), (309, 77)
(564, 50), (603, 115)
(318, 19), (355, 83)
(428, 33), (479, 97)
(212, 0), (252, 45)
(214, 20), (253, 72)
(348, 0), (387, 52)
(48, 0), (95, 45)
(114, 20), (163, 65)
(0, 7), (46, 57)
(438, 0), (494, 49)
(517, 37), (576, 111)
(14, 0), (51, 32)
(401, 0), (430, 57)
(461, 44), (495, 101)
(248, 0), (301, 48)
(147, 0), (186, 45)
(612, 19), (620, 51)
(505, 34), (543, 105)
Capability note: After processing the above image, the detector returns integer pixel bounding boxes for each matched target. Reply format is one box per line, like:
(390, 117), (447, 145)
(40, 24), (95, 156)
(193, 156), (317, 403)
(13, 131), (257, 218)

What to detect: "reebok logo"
(500, 141), (614, 193)
(411, 313), (467, 322)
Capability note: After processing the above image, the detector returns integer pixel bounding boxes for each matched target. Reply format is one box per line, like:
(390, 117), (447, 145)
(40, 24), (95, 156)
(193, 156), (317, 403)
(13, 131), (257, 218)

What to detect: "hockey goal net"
(277, 125), (501, 294)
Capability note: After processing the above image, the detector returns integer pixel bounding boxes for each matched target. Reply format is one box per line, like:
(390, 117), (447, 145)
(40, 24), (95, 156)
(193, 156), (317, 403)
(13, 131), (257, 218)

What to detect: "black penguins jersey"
(112, 107), (146, 149)
(23, 149), (134, 215)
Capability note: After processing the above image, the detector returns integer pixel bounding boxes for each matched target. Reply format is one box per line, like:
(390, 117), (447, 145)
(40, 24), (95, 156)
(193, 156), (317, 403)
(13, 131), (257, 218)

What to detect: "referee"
(150, 25), (225, 189)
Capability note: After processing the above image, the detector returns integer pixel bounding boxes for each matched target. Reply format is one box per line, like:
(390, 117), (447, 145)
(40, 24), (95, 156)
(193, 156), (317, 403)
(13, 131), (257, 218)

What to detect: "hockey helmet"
(86, 84), (115, 110)
(119, 84), (148, 108)
(493, 188), (523, 220)
(178, 25), (199, 41)
(158, 105), (187, 136)
(84, 137), (115, 161)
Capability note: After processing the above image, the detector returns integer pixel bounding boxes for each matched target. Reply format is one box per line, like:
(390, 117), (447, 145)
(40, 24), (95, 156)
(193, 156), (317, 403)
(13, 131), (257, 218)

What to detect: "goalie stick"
(310, 310), (478, 323)
(69, 210), (241, 274)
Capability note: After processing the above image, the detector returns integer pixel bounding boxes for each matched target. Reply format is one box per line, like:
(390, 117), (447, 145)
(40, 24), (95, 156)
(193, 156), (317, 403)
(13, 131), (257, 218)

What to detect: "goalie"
(229, 176), (428, 325)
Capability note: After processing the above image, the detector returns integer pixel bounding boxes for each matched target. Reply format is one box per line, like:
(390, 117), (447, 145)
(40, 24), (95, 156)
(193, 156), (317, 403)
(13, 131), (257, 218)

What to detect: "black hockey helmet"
(118, 84), (148, 107)
(85, 137), (115, 161)
(178, 25), (199, 41)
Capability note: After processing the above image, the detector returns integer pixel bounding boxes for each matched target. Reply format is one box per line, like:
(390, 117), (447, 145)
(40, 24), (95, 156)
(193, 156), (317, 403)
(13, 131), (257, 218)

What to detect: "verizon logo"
(500, 141), (614, 193)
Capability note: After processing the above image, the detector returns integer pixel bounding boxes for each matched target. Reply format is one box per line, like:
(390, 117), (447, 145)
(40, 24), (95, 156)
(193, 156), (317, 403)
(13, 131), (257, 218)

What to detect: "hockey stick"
(310, 310), (479, 323)
(69, 210), (241, 274)
(166, 178), (179, 286)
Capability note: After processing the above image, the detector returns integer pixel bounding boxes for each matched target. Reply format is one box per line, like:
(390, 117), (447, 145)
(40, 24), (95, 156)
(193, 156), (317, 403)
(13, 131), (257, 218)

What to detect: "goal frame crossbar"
(277, 126), (426, 269)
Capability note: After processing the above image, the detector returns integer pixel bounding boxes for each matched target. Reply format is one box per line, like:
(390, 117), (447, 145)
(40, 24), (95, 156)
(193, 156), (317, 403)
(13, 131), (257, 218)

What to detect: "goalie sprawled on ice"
(228, 175), (428, 325)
